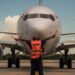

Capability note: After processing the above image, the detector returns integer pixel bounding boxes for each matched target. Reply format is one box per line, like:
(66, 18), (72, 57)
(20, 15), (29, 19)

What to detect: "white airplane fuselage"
(17, 6), (61, 56)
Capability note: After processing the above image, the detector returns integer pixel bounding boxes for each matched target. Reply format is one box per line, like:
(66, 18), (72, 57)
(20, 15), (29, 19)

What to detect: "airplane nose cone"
(29, 19), (52, 32)
(25, 19), (54, 39)
(32, 24), (46, 31)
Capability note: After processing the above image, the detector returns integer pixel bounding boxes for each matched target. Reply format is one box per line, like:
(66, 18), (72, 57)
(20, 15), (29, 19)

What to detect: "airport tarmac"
(0, 60), (75, 75)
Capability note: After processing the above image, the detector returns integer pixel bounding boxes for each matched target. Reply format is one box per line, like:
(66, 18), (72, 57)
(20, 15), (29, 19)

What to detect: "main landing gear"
(59, 48), (72, 69)
(8, 48), (20, 68)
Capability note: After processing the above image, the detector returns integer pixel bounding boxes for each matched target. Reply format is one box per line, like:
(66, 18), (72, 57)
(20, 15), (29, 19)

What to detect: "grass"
(1, 54), (75, 60)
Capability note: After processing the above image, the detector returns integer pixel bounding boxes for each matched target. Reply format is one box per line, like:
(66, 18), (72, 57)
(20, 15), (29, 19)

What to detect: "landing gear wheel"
(67, 58), (72, 69)
(59, 58), (64, 69)
(8, 58), (12, 68)
(15, 58), (20, 68)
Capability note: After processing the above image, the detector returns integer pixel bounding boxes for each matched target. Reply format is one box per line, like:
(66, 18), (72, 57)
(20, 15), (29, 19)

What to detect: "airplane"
(0, 0), (75, 69)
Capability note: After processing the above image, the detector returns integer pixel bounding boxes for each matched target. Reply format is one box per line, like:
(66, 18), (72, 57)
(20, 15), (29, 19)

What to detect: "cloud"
(5, 15), (20, 26)
(4, 15), (20, 32)
(0, 15), (20, 41)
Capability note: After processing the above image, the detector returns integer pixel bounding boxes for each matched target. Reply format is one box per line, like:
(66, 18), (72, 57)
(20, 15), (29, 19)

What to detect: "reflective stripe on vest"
(31, 40), (42, 59)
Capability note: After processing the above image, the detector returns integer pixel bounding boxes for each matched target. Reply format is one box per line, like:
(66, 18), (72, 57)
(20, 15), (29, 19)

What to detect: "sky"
(0, 0), (75, 54)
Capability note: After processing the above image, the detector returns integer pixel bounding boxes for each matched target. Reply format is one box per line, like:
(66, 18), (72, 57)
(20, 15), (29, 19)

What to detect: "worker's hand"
(14, 38), (19, 42)
(52, 34), (56, 38)
(52, 30), (57, 38)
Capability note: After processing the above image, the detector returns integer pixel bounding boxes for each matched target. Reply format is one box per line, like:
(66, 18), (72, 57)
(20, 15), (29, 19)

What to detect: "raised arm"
(15, 38), (30, 42)
(44, 34), (55, 41)
(43, 31), (57, 41)
(11, 36), (30, 42)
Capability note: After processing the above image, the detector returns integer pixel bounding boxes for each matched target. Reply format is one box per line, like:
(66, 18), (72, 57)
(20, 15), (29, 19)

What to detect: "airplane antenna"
(39, 0), (42, 5)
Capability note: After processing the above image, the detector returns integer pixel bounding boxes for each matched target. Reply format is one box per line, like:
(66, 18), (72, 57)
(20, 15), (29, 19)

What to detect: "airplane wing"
(1, 31), (75, 53)
(0, 31), (75, 36)
(0, 42), (23, 50)
(56, 43), (75, 51)
(61, 33), (75, 36)
(45, 43), (75, 55)
(0, 32), (17, 35)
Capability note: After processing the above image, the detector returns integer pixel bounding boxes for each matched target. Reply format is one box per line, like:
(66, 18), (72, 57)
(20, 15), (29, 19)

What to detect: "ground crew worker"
(15, 33), (56, 75)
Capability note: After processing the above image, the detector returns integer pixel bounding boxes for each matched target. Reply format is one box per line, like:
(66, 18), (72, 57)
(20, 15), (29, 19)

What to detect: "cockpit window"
(28, 14), (38, 18)
(40, 14), (50, 19)
(23, 14), (38, 21)
(23, 15), (28, 21)
(23, 14), (55, 21)
(50, 15), (55, 21)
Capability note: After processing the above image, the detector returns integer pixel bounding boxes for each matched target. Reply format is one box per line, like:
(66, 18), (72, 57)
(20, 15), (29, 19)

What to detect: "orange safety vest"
(31, 40), (42, 59)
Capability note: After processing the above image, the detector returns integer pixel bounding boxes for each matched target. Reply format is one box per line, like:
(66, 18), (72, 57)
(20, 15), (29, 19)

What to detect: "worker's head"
(32, 35), (40, 40)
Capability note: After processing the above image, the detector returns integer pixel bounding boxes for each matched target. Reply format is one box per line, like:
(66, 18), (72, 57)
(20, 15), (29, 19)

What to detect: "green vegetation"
(1, 54), (75, 60)
(44, 54), (75, 60)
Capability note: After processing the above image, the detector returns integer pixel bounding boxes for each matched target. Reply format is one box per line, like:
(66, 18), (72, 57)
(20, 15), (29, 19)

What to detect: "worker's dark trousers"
(31, 58), (44, 75)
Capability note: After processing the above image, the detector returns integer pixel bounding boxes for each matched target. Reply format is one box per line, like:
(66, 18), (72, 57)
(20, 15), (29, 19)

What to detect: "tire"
(59, 58), (64, 69)
(15, 58), (20, 68)
(67, 58), (72, 69)
(8, 58), (12, 68)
